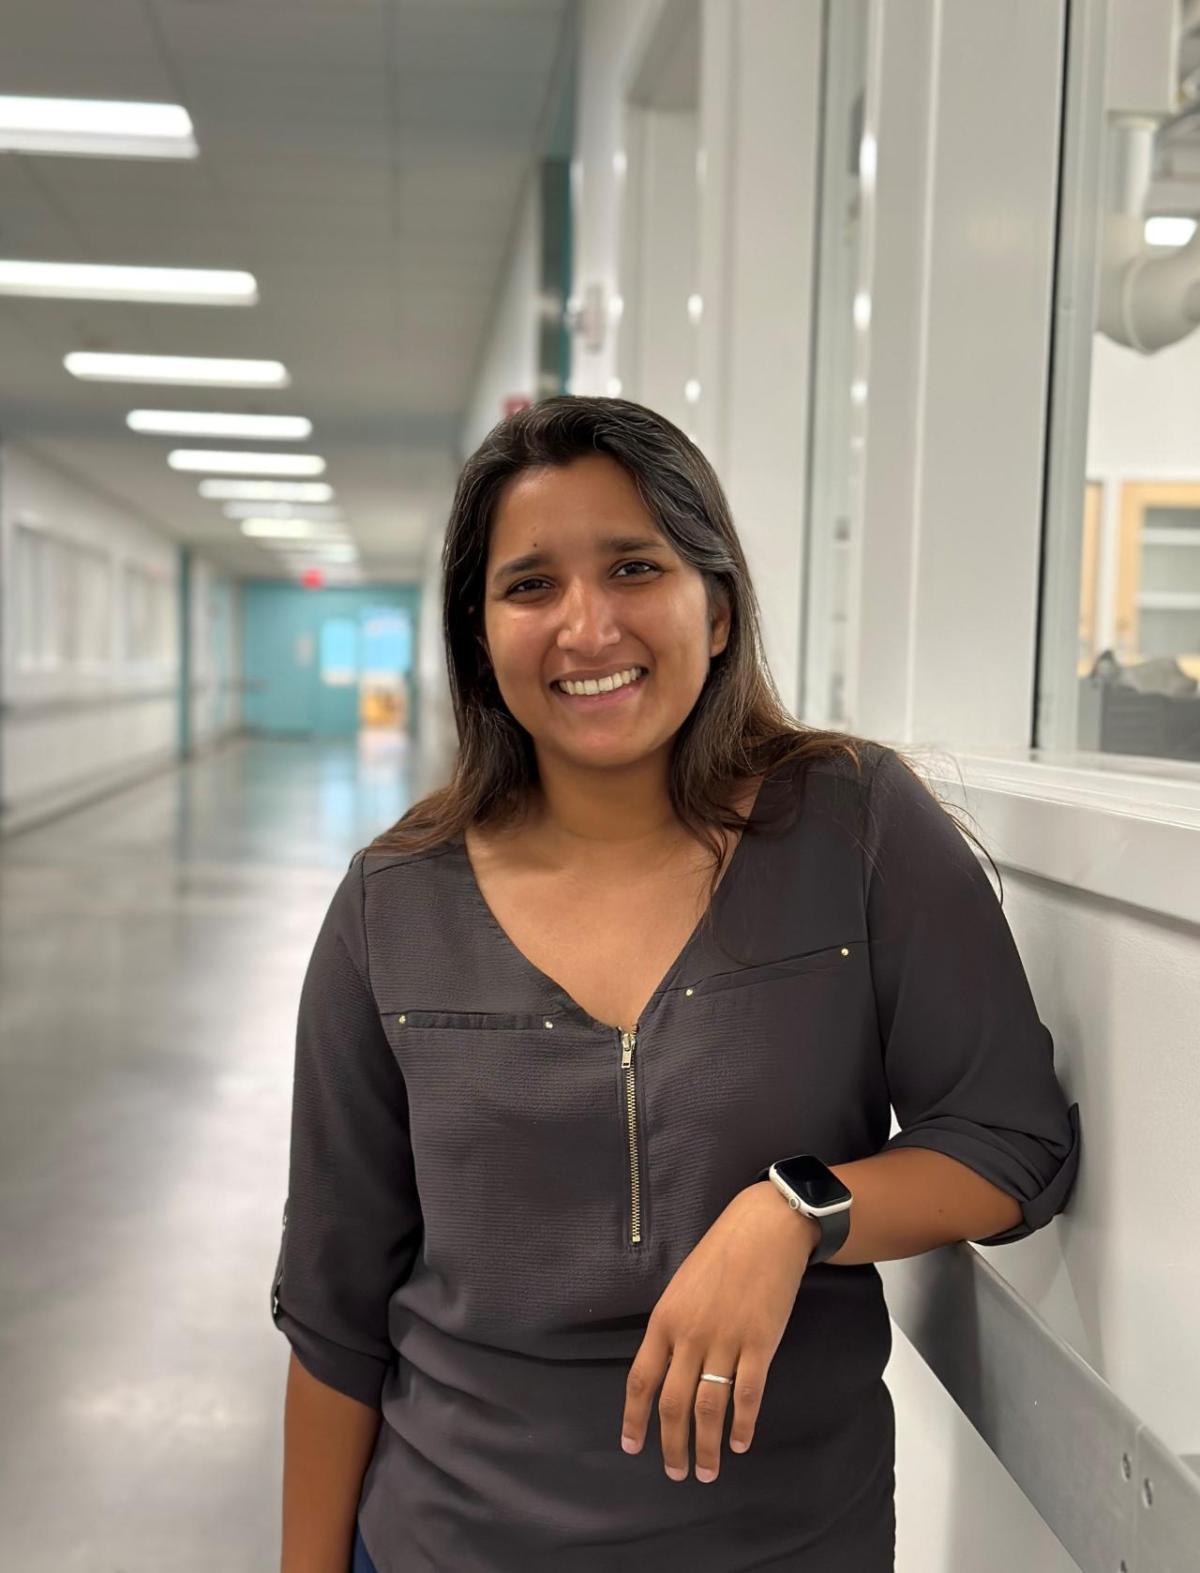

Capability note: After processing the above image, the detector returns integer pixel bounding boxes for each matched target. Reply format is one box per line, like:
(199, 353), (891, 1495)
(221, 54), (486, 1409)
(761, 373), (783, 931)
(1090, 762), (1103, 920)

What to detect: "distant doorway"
(243, 584), (418, 740)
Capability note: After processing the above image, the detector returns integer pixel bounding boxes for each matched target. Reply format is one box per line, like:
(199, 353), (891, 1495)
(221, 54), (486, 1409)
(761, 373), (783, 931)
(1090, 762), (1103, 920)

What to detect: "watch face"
(774, 1155), (851, 1209)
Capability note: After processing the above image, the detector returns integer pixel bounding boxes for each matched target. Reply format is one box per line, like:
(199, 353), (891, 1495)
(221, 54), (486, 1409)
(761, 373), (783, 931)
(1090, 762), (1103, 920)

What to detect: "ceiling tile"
(182, 65), (390, 126)
(0, 50), (178, 100)
(154, 0), (390, 70)
(395, 69), (549, 140)
(0, 0), (567, 563)
(0, 0), (157, 53)
(393, 7), (561, 74)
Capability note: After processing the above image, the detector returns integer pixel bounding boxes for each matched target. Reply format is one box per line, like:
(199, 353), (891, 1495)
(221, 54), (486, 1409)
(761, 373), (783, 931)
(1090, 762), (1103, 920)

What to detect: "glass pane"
(319, 617), (358, 686)
(1044, 16), (1200, 770)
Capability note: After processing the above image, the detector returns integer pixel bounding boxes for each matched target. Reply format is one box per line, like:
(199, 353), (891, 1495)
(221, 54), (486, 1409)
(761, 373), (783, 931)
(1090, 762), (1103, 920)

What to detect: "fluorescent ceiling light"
(0, 95), (197, 159)
(198, 479), (333, 502)
(0, 262), (257, 305)
(222, 501), (341, 521)
(168, 450), (325, 475)
(282, 543), (360, 563)
(129, 410), (312, 439)
(240, 518), (348, 541)
(65, 353), (289, 387)
(307, 545), (360, 563)
(1145, 216), (1197, 246)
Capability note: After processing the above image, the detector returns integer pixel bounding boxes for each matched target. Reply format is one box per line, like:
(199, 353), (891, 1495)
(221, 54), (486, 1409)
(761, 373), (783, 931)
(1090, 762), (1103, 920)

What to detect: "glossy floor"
(0, 733), (417, 1572)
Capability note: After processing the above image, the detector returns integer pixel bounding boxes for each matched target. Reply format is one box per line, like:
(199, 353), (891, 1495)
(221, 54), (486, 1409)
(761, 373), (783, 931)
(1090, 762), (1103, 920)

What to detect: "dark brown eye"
(506, 562), (660, 596)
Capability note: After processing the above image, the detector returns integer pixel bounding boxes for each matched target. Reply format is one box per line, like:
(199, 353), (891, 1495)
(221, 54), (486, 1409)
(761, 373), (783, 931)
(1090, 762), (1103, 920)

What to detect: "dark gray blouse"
(270, 743), (1081, 1572)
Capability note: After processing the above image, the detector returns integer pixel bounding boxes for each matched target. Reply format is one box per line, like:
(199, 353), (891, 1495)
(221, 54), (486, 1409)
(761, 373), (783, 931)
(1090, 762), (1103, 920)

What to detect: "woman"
(272, 396), (1081, 1572)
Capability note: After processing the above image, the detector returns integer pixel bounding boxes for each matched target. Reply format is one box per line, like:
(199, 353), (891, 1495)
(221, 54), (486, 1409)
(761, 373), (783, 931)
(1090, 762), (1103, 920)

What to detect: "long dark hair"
(368, 395), (999, 913)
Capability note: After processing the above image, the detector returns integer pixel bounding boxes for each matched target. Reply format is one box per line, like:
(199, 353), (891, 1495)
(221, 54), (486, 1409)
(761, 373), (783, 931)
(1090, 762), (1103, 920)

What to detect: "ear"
(709, 585), (732, 659)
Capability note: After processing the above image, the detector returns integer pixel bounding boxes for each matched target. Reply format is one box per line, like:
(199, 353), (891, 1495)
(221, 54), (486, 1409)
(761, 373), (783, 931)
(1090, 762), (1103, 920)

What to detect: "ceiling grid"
(0, 0), (572, 577)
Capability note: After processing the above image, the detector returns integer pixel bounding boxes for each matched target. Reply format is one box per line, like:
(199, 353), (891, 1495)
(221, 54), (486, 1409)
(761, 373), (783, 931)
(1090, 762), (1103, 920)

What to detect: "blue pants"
(352, 1522), (379, 1573)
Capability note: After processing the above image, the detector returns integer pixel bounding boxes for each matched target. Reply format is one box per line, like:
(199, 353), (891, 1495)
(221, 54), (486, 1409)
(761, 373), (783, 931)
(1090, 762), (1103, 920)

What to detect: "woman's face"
(479, 453), (730, 773)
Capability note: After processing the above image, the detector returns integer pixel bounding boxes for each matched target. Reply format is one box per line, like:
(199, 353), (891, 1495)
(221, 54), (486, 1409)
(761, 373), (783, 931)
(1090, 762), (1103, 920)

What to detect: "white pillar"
(851, 0), (1066, 751)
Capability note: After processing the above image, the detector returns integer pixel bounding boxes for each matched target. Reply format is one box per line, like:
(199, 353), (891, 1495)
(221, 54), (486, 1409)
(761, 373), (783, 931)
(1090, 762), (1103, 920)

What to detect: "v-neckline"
(455, 767), (775, 1036)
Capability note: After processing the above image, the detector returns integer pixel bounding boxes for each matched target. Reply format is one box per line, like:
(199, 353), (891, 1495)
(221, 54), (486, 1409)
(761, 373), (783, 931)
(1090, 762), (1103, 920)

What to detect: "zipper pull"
(621, 1028), (636, 1067)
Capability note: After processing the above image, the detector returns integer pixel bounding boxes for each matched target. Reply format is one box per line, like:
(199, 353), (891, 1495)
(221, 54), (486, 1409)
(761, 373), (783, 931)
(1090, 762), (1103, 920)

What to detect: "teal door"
(315, 616), (361, 735)
(243, 582), (419, 737)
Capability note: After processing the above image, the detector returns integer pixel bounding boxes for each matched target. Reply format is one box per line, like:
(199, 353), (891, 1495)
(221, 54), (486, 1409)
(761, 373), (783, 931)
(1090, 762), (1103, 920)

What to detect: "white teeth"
(555, 666), (645, 697)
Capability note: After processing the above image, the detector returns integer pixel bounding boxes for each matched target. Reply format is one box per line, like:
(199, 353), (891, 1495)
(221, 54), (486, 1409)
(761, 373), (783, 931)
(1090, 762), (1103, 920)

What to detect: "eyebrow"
(490, 535), (666, 589)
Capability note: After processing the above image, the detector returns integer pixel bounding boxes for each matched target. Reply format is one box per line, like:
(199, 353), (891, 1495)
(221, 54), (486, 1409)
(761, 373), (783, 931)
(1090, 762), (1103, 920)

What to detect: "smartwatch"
(756, 1154), (853, 1265)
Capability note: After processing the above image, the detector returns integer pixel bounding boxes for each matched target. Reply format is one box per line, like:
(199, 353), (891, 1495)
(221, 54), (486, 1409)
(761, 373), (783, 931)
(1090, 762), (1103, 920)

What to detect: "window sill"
(911, 747), (1200, 926)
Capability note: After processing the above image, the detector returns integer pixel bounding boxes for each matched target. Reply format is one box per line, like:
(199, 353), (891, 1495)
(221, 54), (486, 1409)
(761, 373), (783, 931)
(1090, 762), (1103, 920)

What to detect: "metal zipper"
(620, 1028), (642, 1245)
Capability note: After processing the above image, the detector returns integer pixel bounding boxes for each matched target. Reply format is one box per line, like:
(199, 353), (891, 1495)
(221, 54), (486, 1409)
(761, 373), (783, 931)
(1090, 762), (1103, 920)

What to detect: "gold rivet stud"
(840, 948), (849, 957)
(685, 986), (694, 997)
(397, 1014), (407, 1024)
(544, 1019), (554, 1029)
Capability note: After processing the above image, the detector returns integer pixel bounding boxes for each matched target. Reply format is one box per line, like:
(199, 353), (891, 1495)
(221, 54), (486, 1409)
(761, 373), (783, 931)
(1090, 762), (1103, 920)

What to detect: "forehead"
(489, 454), (660, 552)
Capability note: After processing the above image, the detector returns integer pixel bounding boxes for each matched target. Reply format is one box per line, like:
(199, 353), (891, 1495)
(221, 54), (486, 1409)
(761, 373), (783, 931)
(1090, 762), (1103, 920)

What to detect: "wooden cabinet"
(1096, 481), (1200, 684)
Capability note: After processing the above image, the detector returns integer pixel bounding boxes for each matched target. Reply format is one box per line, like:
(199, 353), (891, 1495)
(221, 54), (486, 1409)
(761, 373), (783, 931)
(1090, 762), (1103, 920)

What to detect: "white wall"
(189, 554), (242, 748)
(1089, 328), (1200, 479)
(846, 1), (1200, 1567)
(461, 171), (542, 459)
(572, 0), (820, 718)
(0, 441), (238, 828)
(411, 166), (548, 788)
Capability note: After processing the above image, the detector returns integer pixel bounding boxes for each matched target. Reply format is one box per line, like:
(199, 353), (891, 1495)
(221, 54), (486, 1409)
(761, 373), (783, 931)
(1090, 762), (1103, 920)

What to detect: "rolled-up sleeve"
(269, 850), (423, 1406)
(864, 747), (1081, 1246)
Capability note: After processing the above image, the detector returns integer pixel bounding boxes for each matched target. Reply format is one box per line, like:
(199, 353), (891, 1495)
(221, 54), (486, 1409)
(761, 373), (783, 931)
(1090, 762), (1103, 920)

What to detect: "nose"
(555, 577), (623, 652)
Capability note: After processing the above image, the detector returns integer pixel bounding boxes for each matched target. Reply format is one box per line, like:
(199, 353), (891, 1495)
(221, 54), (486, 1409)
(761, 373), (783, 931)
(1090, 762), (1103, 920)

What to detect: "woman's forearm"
(827, 1146), (1023, 1264)
(755, 1146), (1024, 1267)
(281, 1351), (382, 1573)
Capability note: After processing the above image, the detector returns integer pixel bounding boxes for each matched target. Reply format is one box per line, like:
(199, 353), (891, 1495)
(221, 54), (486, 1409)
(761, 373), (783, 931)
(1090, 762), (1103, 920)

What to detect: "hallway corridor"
(0, 737), (415, 1571)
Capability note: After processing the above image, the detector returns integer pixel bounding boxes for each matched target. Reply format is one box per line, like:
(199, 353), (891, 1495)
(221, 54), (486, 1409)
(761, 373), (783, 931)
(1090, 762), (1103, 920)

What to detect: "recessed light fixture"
(0, 95), (197, 159)
(222, 501), (341, 521)
(65, 353), (289, 387)
(240, 518), (348, 541)
(168, 450), (325, 475)
(128, 410), (312, 439)
(0, 262), (257, 305)
(198, 479), (333, 502)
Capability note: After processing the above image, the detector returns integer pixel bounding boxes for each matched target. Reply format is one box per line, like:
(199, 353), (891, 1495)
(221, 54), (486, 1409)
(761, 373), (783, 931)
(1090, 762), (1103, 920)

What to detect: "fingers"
(727, 1350), (766, 1458)
(623, 1328), (768, 1483)
(691, 1347), (739, 1482)
(657, 1344), (704, 1480)
(621, 1317), (670, 1457)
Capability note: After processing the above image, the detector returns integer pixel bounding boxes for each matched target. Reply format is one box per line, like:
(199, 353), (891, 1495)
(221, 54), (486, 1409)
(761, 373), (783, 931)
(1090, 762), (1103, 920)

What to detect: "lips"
(551, 669), (648, 708)
(551, 666), (647, 693)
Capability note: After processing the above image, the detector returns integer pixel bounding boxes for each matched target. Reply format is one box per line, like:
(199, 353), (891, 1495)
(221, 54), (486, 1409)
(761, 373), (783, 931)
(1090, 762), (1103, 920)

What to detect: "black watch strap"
(756, 1164), (852, 1265)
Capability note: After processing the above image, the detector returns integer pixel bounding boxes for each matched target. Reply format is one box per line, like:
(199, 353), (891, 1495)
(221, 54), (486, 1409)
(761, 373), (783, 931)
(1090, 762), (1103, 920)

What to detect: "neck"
(526, 750), (683, 867)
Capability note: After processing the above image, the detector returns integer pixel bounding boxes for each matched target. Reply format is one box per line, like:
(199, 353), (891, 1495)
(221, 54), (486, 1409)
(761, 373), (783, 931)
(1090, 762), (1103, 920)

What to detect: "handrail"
(879, 1247), (1200, 1573)
(0, 680), (249, 721)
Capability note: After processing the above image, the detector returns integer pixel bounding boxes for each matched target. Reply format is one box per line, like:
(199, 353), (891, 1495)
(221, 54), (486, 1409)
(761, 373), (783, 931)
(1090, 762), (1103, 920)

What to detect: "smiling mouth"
(550, 667), (649, 702)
